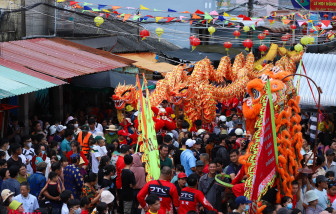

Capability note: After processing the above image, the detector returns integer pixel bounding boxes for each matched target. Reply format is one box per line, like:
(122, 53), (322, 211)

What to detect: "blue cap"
(235, 196), (252, 205)
(70, 153), (80, 158)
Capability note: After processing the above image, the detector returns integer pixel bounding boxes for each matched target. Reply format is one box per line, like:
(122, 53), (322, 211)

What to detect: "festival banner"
(310, 0), (336, 11)
(248, 79), (278, 214)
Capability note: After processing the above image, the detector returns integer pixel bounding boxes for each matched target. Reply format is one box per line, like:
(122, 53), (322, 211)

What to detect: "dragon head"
(168, 82), (190, 105)
(112, 84), (137, 110)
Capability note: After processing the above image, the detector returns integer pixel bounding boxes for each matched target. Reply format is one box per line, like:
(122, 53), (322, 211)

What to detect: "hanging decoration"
(243, 26), (250, 32)
(208, 26), (216, 36)
(259, 44), (267, 54)
(155, 27), (164, 41)
(233, 30), (241, 39)
(300, 36), (309, 45)
(243, 39), (253, 51)
(327, 31), (335, 41)
(140, 29), (150, 40)
(281, 35), (289, 46)
(290, 24), (297, 32)
(94, 16), (104, 27)
(294, 43), (303, 52)
(263, 30), (270, 36)
(258, 33), (265, 44)
(224, 42), (232, 55)
(190, 37), (201, 51)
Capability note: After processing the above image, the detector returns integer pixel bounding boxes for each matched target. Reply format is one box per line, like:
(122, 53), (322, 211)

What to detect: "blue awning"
(0, 65), (57, 99)
(295, 53), (336, 107)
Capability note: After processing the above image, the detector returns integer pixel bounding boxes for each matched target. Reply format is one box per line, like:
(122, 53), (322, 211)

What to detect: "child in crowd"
(145, 194), (161, 214)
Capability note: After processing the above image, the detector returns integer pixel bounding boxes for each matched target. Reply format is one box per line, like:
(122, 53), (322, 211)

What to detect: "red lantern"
(291, 24), (297, 30)
(243, 39), (253, 51)
(309, 28), (315, 34)
(233, 30), (241, 39)
(259, 44), (267, 54)
(286, 33), (291, 38)
(263, 30), (269, 36)
(190, 37), (200, 51)
(258, 33), (265, 40)
(224, 42), (232, 55)
(332, 16), (336, 21)
(317, 23), (322, 28)
(324, 14), (329, 19)
(140, 29), (150, 40)
(224, 42), (232, 50)
(281, 35), (289, 42)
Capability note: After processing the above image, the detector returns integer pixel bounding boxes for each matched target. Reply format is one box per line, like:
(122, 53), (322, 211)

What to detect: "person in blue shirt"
(64, 153), (84, 200)
(1, 165), (21, 196)
(60, 129), (74, 158)
(180, 139), (197, 176)
(27, 162), (47, 198)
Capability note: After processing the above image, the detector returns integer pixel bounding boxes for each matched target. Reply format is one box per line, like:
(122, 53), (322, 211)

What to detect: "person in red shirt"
(145, 194), (161, 214)
(179, 174), (217, 214)
(137, 166), (179, 214)
(200, 153), (210, 174)
(327, 180), (336, 204)
(118, 130), (129, 145)
(116, 145), (130, 213)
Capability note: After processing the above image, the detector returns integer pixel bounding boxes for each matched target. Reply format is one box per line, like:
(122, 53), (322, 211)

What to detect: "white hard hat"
(235, 128), (244, 136)
(196, 129), (206, 136)
(219, 115), (227, 122)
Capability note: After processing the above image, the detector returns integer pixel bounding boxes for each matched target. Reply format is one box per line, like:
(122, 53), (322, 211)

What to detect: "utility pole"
(248, 0), (253, 17)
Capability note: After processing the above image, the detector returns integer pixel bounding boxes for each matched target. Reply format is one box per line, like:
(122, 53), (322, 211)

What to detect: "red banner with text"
(310, 0), (336, 11)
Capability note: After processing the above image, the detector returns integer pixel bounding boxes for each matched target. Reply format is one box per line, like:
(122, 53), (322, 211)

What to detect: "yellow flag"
(140, 4), (149, 10)
(102, 9), (110, 13)
(57, 0), (66, 2)
(223, 12), (230, 17)
(231, 17), (237, 20)
(155, 17), (163, 22)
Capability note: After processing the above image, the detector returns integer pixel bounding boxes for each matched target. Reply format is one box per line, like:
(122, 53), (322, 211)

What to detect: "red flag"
(166, 17), (175, 23)
(243, 16), (252, 21)
(321, 20), (331, 27)
(195, 9), (204, 14)
(69, 1), (78, 6)
(106, 13), (110, 18)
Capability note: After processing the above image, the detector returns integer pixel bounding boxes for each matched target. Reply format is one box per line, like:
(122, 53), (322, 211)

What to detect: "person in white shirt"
(21, 136), (35, 175)
(0, 139), (10, 160)
(60, 189), (73, 214)
(91, 136), (103, 174)
(97, 136), (107, 156)
(13, 182), (39, 213)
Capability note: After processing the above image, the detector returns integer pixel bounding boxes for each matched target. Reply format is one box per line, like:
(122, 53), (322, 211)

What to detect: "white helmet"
(235, 128), (244, 136)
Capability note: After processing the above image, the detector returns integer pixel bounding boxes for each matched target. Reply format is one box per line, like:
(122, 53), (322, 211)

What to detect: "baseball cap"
(81, 124), (89, 132)
(9, 200), (22, 210)
(118, 130), (129, 137)
(326, 149), (335, 156)
(95, 136), (104, 142)
(316, 175), (328, 183)
(196, 160), (204, 167)
(106, 125), (118, 131)
(1, 189), (14, 202)
(219, 115), (227, 122)
(178, 172), (187, 179)
(234, 119), (243, 125)
(235, 196), (252, 205)
(185, 139), (196, 147)
(56, 125), (67, 133)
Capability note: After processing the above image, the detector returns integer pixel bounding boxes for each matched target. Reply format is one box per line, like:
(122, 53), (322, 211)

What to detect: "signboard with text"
(310, 0), (336, 11)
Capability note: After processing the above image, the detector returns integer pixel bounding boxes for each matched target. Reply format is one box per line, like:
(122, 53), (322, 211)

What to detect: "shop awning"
(0, 65), (59, 99)
(295, 53), (336, 107)
(0, 38), (133, 80)
(117, 52), (175, 74)
(71, 70), (155, 88)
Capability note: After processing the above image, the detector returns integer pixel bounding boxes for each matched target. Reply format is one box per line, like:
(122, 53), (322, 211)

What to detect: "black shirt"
(7, 156), (22, 169)
(101, 178), (115, 194)
(121, 169), (136, 201)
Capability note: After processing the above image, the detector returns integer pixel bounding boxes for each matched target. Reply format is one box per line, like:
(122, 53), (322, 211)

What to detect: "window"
(205, 2), (208, 8)
(209, 2), (212, 9)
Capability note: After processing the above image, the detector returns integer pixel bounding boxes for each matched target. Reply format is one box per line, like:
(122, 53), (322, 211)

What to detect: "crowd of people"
(0, 101), (335, 214)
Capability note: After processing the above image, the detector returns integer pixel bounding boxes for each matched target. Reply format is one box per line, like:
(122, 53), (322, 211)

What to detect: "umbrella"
(71, 71), (155, 88)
